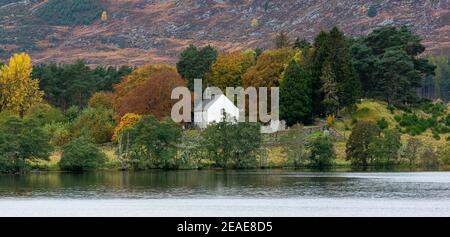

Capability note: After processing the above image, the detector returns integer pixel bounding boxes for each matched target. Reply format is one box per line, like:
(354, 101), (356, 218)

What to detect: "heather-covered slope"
(0, 0), (448, 66)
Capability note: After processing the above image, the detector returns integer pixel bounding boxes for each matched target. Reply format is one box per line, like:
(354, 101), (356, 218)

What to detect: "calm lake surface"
(1, 170), (450, 216)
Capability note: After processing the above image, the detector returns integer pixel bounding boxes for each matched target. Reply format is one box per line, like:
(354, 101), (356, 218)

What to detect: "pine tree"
(320, 62), (339, 116)
(280, 60), (312, 125)
(293, 38), (311, 49)
(176, 45), (217, 90)
(311, 27), (361, 116)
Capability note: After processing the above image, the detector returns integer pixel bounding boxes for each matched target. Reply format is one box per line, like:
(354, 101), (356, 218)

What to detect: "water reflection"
(1, 170), (450, 200)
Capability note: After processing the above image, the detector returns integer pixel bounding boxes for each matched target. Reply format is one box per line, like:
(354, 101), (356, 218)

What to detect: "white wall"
(206, 95), (240, 124)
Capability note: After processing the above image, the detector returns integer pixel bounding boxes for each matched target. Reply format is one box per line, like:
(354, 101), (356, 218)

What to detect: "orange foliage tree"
(114, 68), (186, 119)
(242, 48), (297, 88)
(113, 64), (177, 113)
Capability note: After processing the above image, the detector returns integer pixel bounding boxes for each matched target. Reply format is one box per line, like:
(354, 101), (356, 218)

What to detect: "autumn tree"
(70, 107), (116, 144)
(101, 11), (108, 22)
(88, 91), (114, 110)
(113, 64), (177, 116)
(242, 48), (297, 88)
(112, 113), (141, 142)
(176, 45), (218, 90)
(208, 51), (256, 90)
(0, 53), (43, 116)
(115, 70), (186, 119)
(280, 60), (312, 125)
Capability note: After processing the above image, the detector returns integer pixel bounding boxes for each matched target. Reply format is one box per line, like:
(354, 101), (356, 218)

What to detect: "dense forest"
(0, 26), (449, 174)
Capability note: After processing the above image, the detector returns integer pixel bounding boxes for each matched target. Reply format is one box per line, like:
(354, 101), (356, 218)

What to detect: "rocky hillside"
(0, 0), (449, 66)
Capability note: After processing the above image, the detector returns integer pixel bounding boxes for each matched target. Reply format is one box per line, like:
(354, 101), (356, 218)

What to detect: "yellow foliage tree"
(251, 18), (259, 27)
(0, 53), (43, 115)
(208, 51), (256, 90)
(326, 114), (335, 128)
(112, 113), (142, 142)
(101, 11), (108, 22)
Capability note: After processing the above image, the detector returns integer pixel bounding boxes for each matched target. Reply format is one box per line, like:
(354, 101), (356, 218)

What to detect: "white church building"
(194, 94), (240, 129)
(192, 93), (286, 133)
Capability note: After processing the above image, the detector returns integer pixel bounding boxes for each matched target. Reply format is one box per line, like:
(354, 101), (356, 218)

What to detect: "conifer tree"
(280, 60), (312, 125)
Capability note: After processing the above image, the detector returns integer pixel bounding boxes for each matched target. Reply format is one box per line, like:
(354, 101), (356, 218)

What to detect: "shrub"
(112, 113), (141, 142)
(126, 116), (182, 169)
(346, 121), (381, 166)
(70, 108), (115, 144)
(422, 101), (446, 117)
(396, 113), (437, 135)
(440, 145), (450, 166)
(400, 138), (422, 166)
(377, 117), (389, 130)
(445, 114), (450, 126)
(308, 136), (335, 168)
(88, 92), (114, 110)
(280, 124), (308, 168)
(368, 129), (402, 166)
(24, 103), (66, 126)
(64, 106), (80, 122)
(420, 147), (440, 168)
(43, 122), (72, 147)
(59, 136), (106, 171)
(203, 121), (262, 169)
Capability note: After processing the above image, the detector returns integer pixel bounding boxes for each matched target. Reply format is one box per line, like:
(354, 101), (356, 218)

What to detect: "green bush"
(308, 136), (335, 168)
(445, 114), (450, 126)
(24, 103), (66, 126)
(346, 121), (381, 166)
(420, 147), (440, 168)
(125, 116), (182, 170)
(36, 0), (104, 26)
(280, 124), (308, 168)
(64, 106), (80, 122)
(377, 117), (389, 130)
(43, 122), (72, 147)
(202, 121), (262, 169)
(422, 101), (446, 117)
(368, 129), (402, 166)
(59, 136), (106, 171)
(70, 107), (115, 144)
(440, 146), (450, 166)
(397, 113), (437, 135)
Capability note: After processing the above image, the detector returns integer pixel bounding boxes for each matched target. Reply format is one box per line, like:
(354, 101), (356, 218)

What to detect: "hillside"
(0, 0), (449, 66)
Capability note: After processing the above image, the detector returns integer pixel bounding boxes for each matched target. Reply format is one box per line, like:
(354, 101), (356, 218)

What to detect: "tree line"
(0, 25), (449, 173)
